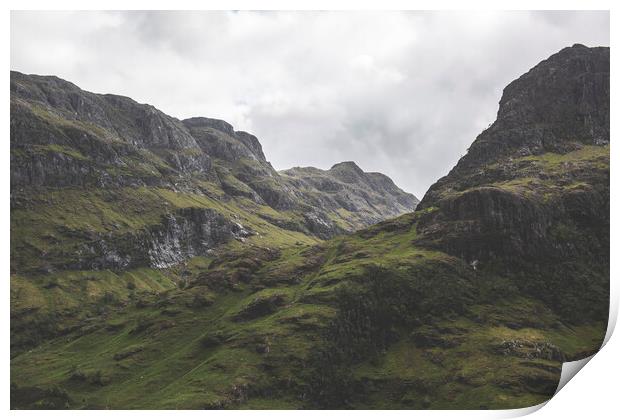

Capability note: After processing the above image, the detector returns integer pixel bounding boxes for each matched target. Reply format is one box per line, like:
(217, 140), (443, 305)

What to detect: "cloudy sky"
(11, 11), (609, 198)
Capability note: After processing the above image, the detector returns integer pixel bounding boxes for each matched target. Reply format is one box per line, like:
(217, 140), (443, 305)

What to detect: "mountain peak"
(447, 44), (610, 174)
(329, 161), (363, 173)
(418, 43), (609, 222)
(496, 44), (609, 134)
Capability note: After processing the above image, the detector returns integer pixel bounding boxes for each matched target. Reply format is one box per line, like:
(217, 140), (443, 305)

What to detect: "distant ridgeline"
(10, 44), (609, 409)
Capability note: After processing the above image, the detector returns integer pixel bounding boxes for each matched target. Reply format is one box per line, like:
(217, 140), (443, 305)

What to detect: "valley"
(10, 44), (609, 409)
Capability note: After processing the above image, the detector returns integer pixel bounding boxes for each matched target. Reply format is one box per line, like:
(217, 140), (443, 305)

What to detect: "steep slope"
(10, 45), (609, 410)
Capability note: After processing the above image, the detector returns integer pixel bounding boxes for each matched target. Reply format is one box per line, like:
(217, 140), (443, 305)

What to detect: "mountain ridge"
(11, 69), (419, 276)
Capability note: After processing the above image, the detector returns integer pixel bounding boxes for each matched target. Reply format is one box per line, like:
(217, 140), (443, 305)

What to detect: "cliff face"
(10, 71), (418, 274)
(435, 44), (609, 176)
(75, 208), (253, 271)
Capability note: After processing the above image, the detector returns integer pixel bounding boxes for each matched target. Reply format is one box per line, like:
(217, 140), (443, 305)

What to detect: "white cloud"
(10, 11), (609, 198)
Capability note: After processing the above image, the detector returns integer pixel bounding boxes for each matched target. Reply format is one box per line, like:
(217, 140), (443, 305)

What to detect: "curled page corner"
(493, 400), (548, 418)
(554, 354), (595, 395)
(551, 293), (617, 398)
(496, 354), (600, 418)
(602, 292), (618, 348)
(501, 298), (617, 418)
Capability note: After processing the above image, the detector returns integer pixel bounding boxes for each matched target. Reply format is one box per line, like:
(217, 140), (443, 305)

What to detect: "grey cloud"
(10, 10), (609, 197)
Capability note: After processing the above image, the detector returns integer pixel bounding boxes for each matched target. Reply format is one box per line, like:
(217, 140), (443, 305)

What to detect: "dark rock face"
(419, 187), (552, 261)
(415, 45), (609, 322)
(11, 72), (199, 151)
(447, 44), (609, 175)
(11, 149), (96, 188)
(10, 77), (208, 189)
(417, 45), (609, 260)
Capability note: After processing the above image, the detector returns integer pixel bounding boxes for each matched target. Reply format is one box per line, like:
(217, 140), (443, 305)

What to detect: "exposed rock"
(73, 208), (252, 270)
(146, 208), (251, 268)
(448, 44), (609, 173)
(494, 339), (566, 362)
(184, 117), (266, 163)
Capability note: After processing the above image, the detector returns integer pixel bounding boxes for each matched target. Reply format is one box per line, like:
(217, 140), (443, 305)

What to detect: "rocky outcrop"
(10, 82), (210, 188)
(11, 72), (199, 151)
(494, 339), (565, 362)
(75, 208), (253, 270)
(183, 117), (267, 163)
(145, 208), (253, 268)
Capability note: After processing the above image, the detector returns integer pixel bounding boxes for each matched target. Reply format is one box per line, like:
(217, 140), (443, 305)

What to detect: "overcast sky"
(11, 11), (609, 198)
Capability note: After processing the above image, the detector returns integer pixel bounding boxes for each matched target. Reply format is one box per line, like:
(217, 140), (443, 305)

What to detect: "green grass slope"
(11, 197), (607, 408)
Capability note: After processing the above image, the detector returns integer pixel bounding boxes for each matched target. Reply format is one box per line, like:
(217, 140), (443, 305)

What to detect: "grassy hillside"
(11, 202), (606, 408)
(11, 137), (610, 409)
(12, 128), (609, 410)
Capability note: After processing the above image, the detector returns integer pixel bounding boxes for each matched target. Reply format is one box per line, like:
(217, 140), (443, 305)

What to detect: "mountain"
(416, 44), (609, 323)
(10, 70), (418, 276)
(281, 161), (419, 231)
(10, 44), (609, 410)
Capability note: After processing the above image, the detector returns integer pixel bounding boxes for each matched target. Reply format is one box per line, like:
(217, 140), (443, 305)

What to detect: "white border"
(3, 1), (616, 419)
(1, 0), (617, 11)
